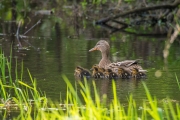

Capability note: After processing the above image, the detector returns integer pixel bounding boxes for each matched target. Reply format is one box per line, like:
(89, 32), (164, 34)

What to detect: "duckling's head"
(98, 68), (105, 72)
(90, 64), (99, 71)
(118, 68), (124, 74)
(103, 69), (118, 79)
(93, 66), (99, 71)
(131, 68), (139, 75)
(74, 67), (82, 77)
(74, 66), (91, 78)
(89, 40), (110, 54)
(103, 69), (111, 77)
(76, 66), (84, 71)
(138, 70), (147, 78)
(91, 64), (98, 67)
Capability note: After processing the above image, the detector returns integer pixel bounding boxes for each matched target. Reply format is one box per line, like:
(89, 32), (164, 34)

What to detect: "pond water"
(1, 0), (180, 106)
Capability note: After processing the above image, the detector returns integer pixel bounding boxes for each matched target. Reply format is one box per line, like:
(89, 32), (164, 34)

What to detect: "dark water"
(1, 0), (180, 106)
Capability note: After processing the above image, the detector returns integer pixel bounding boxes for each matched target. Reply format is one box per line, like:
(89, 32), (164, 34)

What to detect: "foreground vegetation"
(0, 52), (179, 120)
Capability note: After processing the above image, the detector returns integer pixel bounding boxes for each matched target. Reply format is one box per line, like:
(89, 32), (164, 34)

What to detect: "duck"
(103, 69), (118, 79)
(89, 40), (147, 78)
(115, 67), (132, 79)
(90, 64), (104, 78)
(74, 66), (91, 78)
(131, 68), (147, 79)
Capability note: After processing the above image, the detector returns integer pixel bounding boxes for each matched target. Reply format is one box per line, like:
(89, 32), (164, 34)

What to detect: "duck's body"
(74, 66), (91, 78)
(89, 40), (147, 78)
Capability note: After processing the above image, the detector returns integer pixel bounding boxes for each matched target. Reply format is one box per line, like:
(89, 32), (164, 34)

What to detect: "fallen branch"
(23, 19), (41, 35)
(163, 7), (180, 64)
(96, 0), (180, 24)
(96, 0), (180, 35)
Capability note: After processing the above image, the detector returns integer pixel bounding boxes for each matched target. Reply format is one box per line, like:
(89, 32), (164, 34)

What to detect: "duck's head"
(90, 64), (105, 73)
(89, 40), (111, 68)
(75, 66), (84, 71)
(91, 64), (98, 68)
(89, 40), (110, 54)
(98, 67), (105, 72)
(91, 66), (99, 71)
(74, 66), (91, 78)
(103, 69), (118, 79)
(74, 66), (82, 76)
(118, 68), (124, 74)
(103, 69), (112, 76)
(131, 68), (139, 75)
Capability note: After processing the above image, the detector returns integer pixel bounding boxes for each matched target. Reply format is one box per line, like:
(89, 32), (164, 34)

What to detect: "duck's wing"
(107, 59), (143, 70)
(107, 59), (141, 67)
(119, 59), (142, 67)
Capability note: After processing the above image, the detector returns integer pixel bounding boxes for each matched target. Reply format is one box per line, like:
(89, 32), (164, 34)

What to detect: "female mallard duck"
(74, 66), (91, 78)
(89, 40), (147, 78)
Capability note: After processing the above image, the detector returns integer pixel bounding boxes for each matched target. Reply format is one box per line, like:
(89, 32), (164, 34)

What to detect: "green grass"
(0, 51), (180, 119)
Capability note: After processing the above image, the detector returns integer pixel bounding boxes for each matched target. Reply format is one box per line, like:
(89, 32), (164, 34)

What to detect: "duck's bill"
(89, 47), (98, 52)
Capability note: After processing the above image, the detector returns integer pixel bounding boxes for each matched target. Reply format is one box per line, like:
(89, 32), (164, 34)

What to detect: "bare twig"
(23, 19), (41, 35)
(16, 20), (22, 47)
(170, 24), (180, 43)
(163, 23), (180, 64)
(23, 40), (39, 51)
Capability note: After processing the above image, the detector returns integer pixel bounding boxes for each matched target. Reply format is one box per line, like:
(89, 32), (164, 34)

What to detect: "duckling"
(131, 68), (147, 79)
(93, 64), (106, 73)
(117, 67), (132, 79)
(131, 68), (139, 78)
(138, 70), (147, 78)
(74, 66), (91, 78)
(90, 64), (104, 78)
(103, 69), (118, 79)
(112, 67), (131, 79)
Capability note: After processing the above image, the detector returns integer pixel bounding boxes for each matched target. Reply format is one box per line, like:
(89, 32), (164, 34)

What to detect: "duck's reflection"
(75, 77), (144, 104)
(96, 78), (143, 103)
